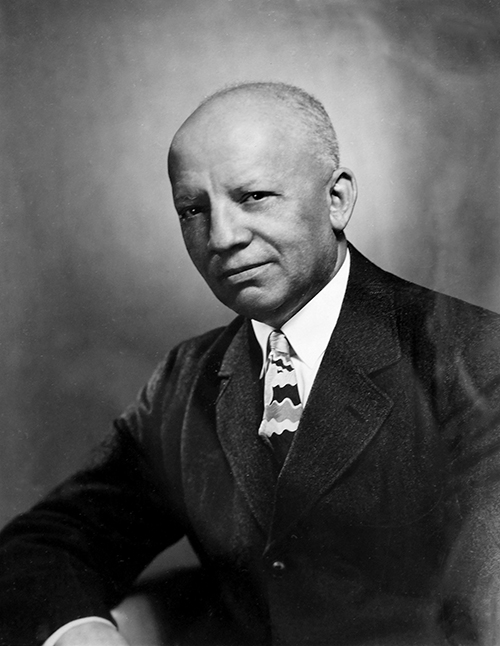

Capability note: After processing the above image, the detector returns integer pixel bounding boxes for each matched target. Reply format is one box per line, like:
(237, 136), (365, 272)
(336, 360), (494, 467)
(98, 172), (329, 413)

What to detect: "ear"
(327, 167), (357, 233)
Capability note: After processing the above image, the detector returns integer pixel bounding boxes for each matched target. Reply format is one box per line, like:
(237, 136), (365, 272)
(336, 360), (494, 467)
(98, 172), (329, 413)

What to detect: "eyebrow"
(173, 190), (205, 205)
(232, 176), (279, 192)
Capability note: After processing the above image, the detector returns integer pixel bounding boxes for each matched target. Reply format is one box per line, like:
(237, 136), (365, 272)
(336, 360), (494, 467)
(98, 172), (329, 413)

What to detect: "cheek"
(182, 226), (208, 266)
(281, 226), (336, 277)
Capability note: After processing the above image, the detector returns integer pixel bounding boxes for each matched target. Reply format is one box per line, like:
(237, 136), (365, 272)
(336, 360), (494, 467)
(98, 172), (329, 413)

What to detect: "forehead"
(169, 98), (313, 186)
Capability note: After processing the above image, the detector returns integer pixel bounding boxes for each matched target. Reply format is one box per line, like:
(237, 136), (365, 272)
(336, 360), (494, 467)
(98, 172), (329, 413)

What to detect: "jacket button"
(272, 560), (286, 575)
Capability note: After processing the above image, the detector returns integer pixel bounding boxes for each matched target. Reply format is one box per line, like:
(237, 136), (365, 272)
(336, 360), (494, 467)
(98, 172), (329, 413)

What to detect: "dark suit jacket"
(1, 246), (500, 646)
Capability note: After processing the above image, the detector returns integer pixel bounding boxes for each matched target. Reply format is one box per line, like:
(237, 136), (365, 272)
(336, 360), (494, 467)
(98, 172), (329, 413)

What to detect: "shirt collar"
(251, 249), (351, 369)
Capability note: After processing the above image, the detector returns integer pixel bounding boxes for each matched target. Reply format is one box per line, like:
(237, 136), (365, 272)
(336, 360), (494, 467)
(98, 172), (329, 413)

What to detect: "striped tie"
(258, 330), (303, 464)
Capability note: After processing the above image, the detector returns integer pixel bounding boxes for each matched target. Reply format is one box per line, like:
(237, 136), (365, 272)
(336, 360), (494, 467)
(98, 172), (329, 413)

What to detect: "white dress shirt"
(252, 249), (350, 406)
(44, 251), (350, 645)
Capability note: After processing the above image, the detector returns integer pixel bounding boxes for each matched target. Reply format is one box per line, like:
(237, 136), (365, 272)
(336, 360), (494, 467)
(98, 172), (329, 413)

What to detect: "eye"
(178, 205), (205, 221)
(241, 192), (274, 204)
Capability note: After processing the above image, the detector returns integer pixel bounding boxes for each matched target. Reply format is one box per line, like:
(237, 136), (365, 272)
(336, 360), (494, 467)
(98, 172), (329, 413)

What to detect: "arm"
(436, 310), (500, 644)
(0, 346), (193, 646)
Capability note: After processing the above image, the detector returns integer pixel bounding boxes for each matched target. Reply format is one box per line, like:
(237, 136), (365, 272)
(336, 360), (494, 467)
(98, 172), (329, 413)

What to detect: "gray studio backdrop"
(1, 0), (500, 528)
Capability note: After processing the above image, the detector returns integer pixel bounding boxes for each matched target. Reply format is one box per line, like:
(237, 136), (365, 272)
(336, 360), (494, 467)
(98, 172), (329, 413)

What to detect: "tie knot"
(269, 330), (290, 358)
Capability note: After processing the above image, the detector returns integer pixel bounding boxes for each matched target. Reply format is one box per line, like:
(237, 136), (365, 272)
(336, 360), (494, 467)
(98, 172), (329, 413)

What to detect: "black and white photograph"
(1, 1), (500, 644)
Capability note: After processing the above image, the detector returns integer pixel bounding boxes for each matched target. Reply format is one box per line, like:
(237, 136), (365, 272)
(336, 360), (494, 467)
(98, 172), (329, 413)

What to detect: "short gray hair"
(199, 81), (340, 168)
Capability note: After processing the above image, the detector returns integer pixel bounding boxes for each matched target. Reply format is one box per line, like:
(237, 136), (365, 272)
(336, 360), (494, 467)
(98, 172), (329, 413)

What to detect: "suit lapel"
(269, 247), (402, 546)
(215, 320), (276, 535)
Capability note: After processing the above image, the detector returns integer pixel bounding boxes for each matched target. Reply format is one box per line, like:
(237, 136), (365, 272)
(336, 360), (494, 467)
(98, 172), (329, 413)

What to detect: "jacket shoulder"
(163, 316), (244, 378)
(350, 245), (500, 331)
(119, 316), (245, 430)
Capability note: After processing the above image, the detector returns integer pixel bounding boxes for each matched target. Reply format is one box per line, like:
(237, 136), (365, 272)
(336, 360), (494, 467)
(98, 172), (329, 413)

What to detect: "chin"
(224, 296), (280, 324)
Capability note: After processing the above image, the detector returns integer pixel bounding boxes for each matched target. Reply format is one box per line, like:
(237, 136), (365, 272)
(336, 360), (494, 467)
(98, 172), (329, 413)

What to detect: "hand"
(54, 621), (130, 646)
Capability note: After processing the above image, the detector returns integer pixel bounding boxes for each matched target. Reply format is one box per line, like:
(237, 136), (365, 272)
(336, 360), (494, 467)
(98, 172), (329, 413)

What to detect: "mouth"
(218, 262), (270, 283)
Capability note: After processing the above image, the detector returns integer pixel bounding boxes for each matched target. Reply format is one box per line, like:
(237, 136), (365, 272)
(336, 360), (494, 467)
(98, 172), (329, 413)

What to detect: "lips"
(218, 262), (270, 282)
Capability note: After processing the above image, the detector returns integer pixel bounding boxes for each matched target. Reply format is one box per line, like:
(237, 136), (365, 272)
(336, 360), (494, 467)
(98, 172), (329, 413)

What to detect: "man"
(1, 82), (500, 646)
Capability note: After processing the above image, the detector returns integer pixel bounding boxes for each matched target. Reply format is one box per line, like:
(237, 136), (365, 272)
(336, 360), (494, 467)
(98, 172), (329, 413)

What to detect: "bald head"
(169, 82), (340, 171)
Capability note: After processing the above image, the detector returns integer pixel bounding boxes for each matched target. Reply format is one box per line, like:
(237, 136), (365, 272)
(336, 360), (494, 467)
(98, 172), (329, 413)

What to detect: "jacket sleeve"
(0, 343), (195, 646)
(437, 308), (500, 644)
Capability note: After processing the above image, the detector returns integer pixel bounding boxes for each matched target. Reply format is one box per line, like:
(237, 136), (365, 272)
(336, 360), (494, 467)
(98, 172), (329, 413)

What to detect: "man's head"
(168, 82), (357, 328)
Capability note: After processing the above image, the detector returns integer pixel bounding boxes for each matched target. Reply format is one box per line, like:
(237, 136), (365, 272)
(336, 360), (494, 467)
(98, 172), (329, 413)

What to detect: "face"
(168, 98), (353, 327)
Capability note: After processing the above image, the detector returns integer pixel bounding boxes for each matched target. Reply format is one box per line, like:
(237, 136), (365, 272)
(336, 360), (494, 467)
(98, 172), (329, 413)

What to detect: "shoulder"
(114, 316), (245, 461)
(392, 270), (500, 355)
(165, 315), (245, 376)
(128, 316), (245, 415)
(345, 245), (500, 395)
(349, 244), (500, 337)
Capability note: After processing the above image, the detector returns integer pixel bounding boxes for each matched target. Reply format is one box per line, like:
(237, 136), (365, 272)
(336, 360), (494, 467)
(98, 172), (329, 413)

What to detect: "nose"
(207, 200), (252, 253)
